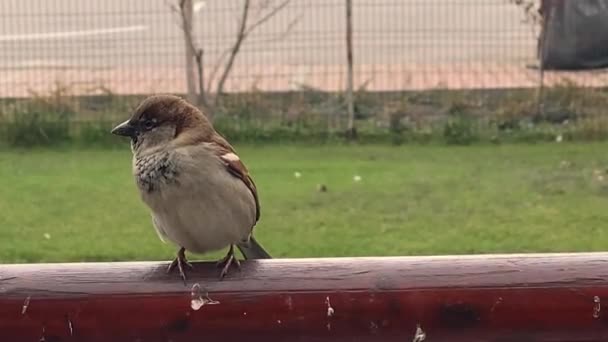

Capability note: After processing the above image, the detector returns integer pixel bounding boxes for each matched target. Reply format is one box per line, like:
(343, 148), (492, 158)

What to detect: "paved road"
(0, 0), (535, 68)
(0, 0), (539, 95)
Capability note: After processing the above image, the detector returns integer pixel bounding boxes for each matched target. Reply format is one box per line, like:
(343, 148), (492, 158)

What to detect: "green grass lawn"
(1, 142), (608, 263)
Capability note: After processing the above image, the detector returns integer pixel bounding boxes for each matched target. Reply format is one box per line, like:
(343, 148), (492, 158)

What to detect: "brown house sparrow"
(111, 94), (271, 282)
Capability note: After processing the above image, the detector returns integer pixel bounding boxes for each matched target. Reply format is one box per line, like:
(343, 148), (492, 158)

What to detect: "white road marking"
(0, 25), (147, 42)
(0, 59), (71, 69)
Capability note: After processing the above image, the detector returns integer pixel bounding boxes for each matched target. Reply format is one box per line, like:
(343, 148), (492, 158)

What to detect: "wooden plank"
(1, 253), (608, 341)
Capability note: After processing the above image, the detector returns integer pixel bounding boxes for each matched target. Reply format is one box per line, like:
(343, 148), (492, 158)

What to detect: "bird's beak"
(111, 120), (136, 137)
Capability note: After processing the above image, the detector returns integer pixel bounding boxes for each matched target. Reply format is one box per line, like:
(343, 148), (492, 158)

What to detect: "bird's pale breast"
(134, 146), (257, 254)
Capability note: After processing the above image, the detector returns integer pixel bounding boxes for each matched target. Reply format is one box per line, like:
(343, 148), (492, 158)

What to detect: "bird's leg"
(167, 247), (193, 283)
(216, 244), (241, 279)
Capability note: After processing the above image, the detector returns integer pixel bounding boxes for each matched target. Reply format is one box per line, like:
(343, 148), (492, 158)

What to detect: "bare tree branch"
(206, 48), (232, 93)
(215, 0), (294, 101)
(243, 0), (291, 37)
(170, 0), (294, 116)
(207, 2), (299, 92)
(215, 0), (251, 100)
(249, 12), (301, 44)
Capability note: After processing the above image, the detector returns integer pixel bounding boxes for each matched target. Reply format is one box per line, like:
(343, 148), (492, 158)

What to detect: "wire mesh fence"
(1, 0), (607, 145)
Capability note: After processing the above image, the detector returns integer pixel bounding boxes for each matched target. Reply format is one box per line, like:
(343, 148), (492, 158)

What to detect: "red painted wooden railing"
(1, 253), (608, 341)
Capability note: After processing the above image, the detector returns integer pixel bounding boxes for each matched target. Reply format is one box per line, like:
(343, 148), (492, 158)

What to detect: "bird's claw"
(167, 247), (193, 284)
(216, 245), (241, 279)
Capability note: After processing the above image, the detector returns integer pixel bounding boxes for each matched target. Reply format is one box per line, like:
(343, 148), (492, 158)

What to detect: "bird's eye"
(143, 119), (155, 130)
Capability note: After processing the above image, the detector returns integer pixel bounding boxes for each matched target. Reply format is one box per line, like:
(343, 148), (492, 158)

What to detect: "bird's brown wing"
(209, 136), (261, 222)
(208, 134), (271, 260)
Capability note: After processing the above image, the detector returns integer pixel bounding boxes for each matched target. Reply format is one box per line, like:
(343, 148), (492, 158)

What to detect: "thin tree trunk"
(345, 0), (356, 139)
(181, 0), (197, 104)
(195, 49), (211, 114)
(215, 0), (251, 109)
(536, 5), (552, 118)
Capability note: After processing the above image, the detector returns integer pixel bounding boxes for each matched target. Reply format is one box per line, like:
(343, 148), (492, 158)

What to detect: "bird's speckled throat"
(134, 152), (179, 192)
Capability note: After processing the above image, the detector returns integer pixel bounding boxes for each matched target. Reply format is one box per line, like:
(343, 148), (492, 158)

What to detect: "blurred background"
(2, 0), (608, 262)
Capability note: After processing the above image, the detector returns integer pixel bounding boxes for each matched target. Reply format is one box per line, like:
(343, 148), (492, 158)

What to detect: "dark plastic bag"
(540, 0), (608, 70)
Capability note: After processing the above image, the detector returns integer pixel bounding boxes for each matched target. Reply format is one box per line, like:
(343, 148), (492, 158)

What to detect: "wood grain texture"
(1, 253), (608, 341)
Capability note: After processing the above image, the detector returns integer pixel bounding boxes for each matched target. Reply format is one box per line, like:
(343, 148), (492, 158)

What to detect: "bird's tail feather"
(237, 236), (272, 259)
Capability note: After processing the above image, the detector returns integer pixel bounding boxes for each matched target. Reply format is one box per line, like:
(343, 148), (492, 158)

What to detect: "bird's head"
(111, 95), (213, 154)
